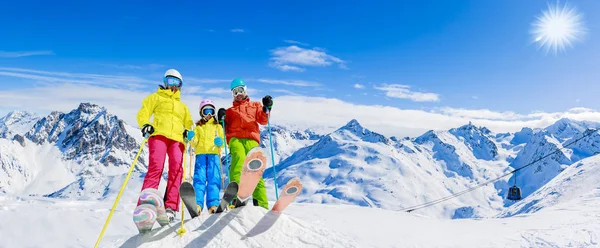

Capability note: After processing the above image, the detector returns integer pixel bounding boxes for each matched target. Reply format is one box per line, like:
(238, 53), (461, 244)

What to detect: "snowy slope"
(505, 120), (600, 200)
(0, 194), (598, 248)
(263, 120), (508, 219)
(258, 124), (321, 164)
(0, 139), (77, 195)
(0, 110), (40, 139)
(502, 154), (600, 217)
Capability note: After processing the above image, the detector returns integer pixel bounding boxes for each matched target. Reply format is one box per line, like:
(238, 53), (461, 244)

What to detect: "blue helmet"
(230, 78), (246, 90)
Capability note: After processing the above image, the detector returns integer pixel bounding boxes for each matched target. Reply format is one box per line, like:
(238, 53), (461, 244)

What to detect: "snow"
(0, 193), (598, 248)
(3, 104), (600, 247)
(262, 120), (509, 219)
(502, 153), (600, 217)
(0, 139), (77, 195)
(0, 110), (39, 139)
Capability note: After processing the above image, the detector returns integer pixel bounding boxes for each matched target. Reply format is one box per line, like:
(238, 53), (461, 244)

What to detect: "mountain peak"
(1, 110), (38, 121)
(332, 119), (388, 144)
(453, 122), (491, 135)
(545, 118), (600, 139)
(342, 119), (362, 130)
(76, 102), (106, 115)
(0, 110), (40, 138)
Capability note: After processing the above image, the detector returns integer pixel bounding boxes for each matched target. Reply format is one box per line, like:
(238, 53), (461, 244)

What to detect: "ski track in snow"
(0, 194), (598, 248)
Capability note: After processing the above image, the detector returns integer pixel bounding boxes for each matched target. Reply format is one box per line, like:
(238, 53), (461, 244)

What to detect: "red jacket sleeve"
(254, 102), (269, 125)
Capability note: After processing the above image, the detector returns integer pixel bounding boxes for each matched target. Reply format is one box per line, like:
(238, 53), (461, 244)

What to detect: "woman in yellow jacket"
(190, 99), (225, 215)
(135, 69), (194, 222)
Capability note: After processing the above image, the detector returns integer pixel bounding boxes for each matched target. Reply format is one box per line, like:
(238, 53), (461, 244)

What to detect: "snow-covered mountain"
(505, 119), (600, 200)
(258, 124), (322, 164)
(0, 103), (148, 196)
(502, 153), (600, 217)
(0, 110), (40, 139)
(25, 103), (146, 173)
(263, 119), (508, 218)
(3, 103), (600, 221)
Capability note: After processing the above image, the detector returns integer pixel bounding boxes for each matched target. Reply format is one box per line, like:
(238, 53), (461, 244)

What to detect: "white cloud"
(0, 67), (153, 89)
(374, 84), (440, 102)
(255, 79), (320, 87)
(354, 84), (365, 89)
(283, 40), (310, 46)
(185, 77), (231, 84)
(4, 83), (600, 139)
(0, 50), (54, 58)
(271, 89), (299, 96)
(435, 107), (528, 121)
(205, 88), (231, 95)
(272, 64), (305, 72)
(231, 29), (245, 33)
(100, 64), (166, 70)
(268, 45), (346, 72)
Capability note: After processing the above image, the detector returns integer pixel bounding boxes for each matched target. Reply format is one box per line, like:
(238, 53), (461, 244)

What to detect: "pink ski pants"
(137, 135), (184, 211)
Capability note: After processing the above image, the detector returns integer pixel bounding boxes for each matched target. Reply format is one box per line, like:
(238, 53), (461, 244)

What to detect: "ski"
(179, 181), (199, 219)
(137, 188), (169, 227)
(214, 181), (239, 213)
(133, 204), (157, 234)
(236, 147), (267, 205)
(271, 177), (302, 212)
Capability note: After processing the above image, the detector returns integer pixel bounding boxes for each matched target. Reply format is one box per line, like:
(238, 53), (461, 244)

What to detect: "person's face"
(234, 94), (245, 102)
(232, 86), (247, 101)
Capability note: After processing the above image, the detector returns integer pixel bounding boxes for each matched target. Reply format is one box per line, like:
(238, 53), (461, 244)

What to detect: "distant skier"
(190, 99), (225, 215)
(136, 69), (195, 222)
(217, 78), (273, 209)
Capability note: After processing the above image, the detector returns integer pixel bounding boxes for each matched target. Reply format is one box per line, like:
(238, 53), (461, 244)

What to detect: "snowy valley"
(1, 103), (599, 247)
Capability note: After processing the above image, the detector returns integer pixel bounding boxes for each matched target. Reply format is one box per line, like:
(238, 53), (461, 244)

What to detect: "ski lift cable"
(401, 128), (598, 213)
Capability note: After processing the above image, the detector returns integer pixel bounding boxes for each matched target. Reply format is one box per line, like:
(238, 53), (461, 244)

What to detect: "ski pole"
(94, 137), (148, 248)
(219, 147), (224, 190)
(220, 118), (230, 186)
(177, 141), (189, 237)
(266, 108), (279, 200)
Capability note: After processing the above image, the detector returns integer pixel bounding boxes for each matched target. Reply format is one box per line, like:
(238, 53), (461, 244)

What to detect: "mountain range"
(1, 102), (599, 219)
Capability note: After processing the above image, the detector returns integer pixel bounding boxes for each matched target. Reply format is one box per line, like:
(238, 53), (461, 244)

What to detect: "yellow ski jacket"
(136, 87), (193, 144)
(192, 119), (225, 155)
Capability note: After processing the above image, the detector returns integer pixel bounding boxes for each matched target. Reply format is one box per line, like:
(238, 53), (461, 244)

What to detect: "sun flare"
(531, 1), (586, 55)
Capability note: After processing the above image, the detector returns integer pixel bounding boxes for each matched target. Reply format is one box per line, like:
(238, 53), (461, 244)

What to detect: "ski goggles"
(164, 76), (182, 88)
(202, 107), (215, 116)
(232, 86), (246, 96)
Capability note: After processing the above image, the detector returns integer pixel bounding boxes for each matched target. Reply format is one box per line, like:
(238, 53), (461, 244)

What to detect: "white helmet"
(164, 69), (182, 80)
(163, 69), (183, 88)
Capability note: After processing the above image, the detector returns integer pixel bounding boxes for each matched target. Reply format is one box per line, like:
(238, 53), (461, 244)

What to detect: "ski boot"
(166, 208), (176, 223)
(229, 198), (247, 209)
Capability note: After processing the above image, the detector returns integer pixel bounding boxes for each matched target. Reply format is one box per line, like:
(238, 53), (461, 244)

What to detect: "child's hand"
(183, 130), (195, 141)
(214, 137), (224, 147)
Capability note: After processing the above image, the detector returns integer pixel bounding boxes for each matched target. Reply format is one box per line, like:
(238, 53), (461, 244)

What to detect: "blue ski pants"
(193, 154), (222, 209)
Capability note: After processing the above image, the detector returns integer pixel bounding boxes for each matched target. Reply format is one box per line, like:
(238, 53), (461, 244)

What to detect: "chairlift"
(507, 171), (522, 201)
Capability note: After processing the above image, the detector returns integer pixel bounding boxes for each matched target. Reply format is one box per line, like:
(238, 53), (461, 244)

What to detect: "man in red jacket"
(217, 78), (272, 209)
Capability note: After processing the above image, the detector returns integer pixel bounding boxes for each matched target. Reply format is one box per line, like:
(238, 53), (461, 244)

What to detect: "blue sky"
(1, 1), (599, 136)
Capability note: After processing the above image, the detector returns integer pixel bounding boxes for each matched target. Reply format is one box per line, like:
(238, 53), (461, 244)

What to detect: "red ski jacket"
(225, 97), (269, 144)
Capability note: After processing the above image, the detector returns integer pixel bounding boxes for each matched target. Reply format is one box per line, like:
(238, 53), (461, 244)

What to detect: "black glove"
(262, 95), (273, 113)
(141, 124), (154, 137)
(217, 108), (226, 124)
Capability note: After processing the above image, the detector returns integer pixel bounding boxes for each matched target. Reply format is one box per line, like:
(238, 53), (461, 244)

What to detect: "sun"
(531, 1), (586, 55)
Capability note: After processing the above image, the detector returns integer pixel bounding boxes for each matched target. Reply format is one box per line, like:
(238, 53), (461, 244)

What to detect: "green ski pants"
(228, 137), (269, 209)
